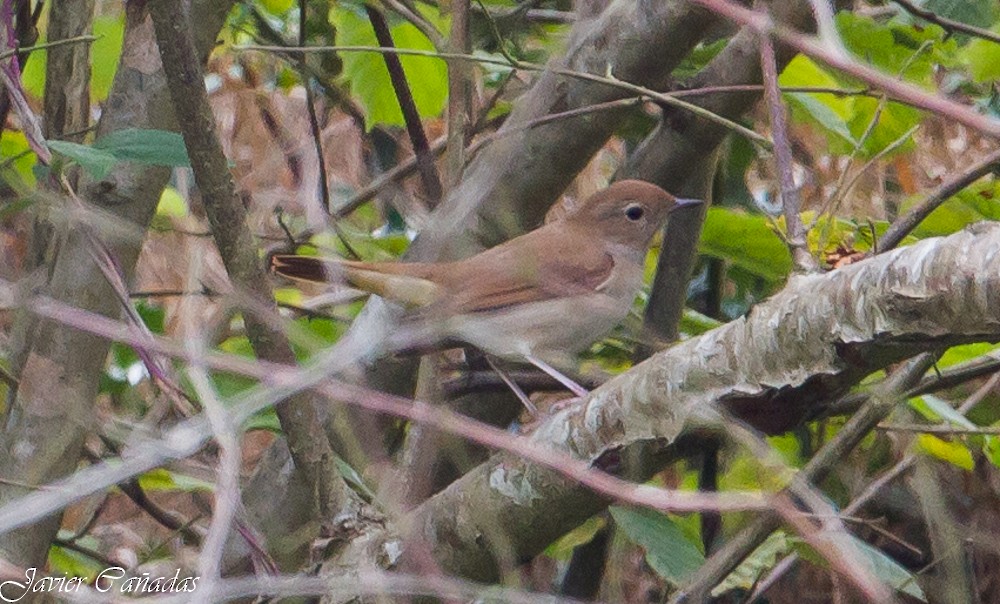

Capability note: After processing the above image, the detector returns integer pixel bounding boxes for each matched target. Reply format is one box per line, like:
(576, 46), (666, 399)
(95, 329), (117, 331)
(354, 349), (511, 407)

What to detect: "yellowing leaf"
(156, 186), (188, 218)
(916, 434), (974, 470)
(261, 0), (294, 15)
(274, 287), (304, 306)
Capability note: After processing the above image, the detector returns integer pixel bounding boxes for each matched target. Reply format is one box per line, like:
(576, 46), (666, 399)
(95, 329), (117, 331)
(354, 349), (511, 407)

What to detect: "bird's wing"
(439, 229), (615, 314)
(271, 225), (614, 314)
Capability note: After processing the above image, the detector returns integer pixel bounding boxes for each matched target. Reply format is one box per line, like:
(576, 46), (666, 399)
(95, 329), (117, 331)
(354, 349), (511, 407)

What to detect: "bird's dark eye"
(624, 203), (645, 221)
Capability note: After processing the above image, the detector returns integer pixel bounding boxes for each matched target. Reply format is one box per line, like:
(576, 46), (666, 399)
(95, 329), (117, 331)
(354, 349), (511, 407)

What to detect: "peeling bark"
(401, 223), (1000, 581)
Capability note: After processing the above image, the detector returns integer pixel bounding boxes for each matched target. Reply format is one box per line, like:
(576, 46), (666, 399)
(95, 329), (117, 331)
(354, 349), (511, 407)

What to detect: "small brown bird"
(272, 180), (700, 395)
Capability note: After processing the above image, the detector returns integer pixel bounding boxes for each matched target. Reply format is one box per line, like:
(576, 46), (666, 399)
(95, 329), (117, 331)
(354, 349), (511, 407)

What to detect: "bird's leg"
(485, 355), (538, 415)
(525, 354), (590, 398)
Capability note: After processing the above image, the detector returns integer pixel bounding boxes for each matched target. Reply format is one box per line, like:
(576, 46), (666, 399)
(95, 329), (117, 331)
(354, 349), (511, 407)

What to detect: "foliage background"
(2, 0), (1000, 601)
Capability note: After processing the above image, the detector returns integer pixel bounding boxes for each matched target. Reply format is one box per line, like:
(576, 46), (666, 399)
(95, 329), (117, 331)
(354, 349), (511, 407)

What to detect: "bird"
(271, 180), (701, 400)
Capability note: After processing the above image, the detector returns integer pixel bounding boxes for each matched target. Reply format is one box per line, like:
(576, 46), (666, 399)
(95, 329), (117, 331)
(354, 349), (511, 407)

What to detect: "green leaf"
(47, 140), (118, 179)
(610, 506), (705, 585)
(837, 13), (941, 85)
(156, 186), (189, 218)
(963, 36), (1000, 83)
(787, 92), (856, 147)
(260, 0), (294, 15)
(47, 129), (189, 178)
(699, 207), (792, 281)
(244, 408), (281, 432)
(49, 538), (104, 580)
(906, 182), (1000, 239)
(851, 538), (927, 601)
(846, 98), (920, 158)
(923, 0), (998, 31)
(91, 15), (126, 100)
(334, 454), (376, 501)
(714, 532), (792, 596)
(0, 131), (38, 187)
(672, 39), (728, 79)
(219, 335), (255, 357)
(94, 128), (191, 168)
(679, 309), (723, 336)
(329, 6), (448, 128)
(780, 55), (856, 149)
(211, 371), (257, 399)
(983, 435), (1000, 469)
(937, 343), (1000, 368)
(545, 516), (607, 560)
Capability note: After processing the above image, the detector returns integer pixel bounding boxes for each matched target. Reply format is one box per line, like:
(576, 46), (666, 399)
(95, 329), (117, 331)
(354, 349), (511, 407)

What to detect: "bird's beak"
(671, 198), (704, 212)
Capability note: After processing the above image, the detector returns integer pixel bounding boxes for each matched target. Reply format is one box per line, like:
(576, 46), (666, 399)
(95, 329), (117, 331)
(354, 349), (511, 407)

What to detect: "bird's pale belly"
(447, 293), (627, 361)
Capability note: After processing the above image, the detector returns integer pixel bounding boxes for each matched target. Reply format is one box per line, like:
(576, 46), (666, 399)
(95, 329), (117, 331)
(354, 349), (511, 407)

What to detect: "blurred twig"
(759, 20), (816, 272)
(239, 43), (772, 147)
(891, 0), (1000, 45)
(673, 353), (938, 602)
(149, 0), (358, 535)
(879, 147), (1000, 251)
(0, 33), (96, 61)
(752, 373), (1000, 601)
(336, 98), (640, 217)
(689, 0), (1000, 138)
(443, 0), (471, 189)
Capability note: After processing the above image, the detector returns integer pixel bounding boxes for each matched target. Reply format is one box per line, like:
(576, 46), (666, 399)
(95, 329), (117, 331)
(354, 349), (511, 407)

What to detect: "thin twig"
(299, 0), (330, 214)
(672, 84), (876, 98)
(245, 6), (366, 128)
(470, 2), (574, 24)
(149, 0), (355, 534)
(51, 537), (118, 569)
(364, 5), (444, 205)
(188, 366), (243, 603)
(891, 0), (1000, 45)
(0, 33), (97, 61)
(750, 373), (1000, 602)
(759, 20), (816, 272)
(3, 291), (774, 527)
(237, 43), (772, 147)
(689, 0), (1000, 139)
(878, 148), (1000, 251)
(383, 0), (447, 49)
(876, 423), (1000, 435)
(830, 123), (920, 218)
(715, 416), (894, 601)
(88, 441), (204, 545)
(293, 1), (361, 258)
(58, 174), (193, 408)
(673, 354), (938, 602)
(335, 98), (641, 217)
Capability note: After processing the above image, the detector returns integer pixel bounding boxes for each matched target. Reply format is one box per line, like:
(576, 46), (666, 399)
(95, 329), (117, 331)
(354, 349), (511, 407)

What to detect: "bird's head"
(569, 180), (702, 248)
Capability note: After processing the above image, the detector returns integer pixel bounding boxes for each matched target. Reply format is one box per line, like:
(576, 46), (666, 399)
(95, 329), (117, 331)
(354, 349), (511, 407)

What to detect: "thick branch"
(147, 1), (357, 531)
(0, 0), (235, 570)
(42, 0), (93, 141)
(624, 0), (817, 344)
(407, 0), (718, 259)
(403, 223), (1000, 581)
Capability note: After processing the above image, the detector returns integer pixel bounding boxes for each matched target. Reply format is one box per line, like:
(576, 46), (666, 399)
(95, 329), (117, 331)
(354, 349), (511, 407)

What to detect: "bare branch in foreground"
(7, 223), (1000, 581)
